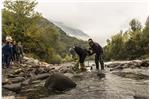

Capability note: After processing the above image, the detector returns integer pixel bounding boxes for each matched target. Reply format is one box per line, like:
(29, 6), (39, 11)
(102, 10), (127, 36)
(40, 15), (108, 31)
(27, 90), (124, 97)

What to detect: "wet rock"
(2, 96), (15, 99)
(2, 88), (16, 96)
(44, 73), (76, 91)
(113, 72), (149, 80)
(32, 65), (40, 68)
(31, 80), (41, 84)
(3, 83), (22, 92)
(34, 73), (50, 80)
(14, 68), (23, 74)
(140, 60), (149, 67)
(7, 74), (18, 78)
(10, 77), (25, 83)
(133, 95), (149, 99)
(72, 73), (85, 81)
(22, 79), (31, 86)
(107, 63), (121, 68)
(64, 73), (74, 78)
(2, 78), (11, 85)
(97, 72), (105, 78)
(110, 65), (124, 71)
(34, 68), (48, 74)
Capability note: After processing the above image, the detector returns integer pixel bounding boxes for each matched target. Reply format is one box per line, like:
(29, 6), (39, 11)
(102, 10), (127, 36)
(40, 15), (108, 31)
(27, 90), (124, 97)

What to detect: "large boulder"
(44, 73), (76, 91)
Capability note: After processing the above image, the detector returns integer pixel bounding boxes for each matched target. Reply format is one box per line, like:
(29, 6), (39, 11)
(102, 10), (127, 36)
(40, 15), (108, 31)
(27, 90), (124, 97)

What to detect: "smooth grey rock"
(22, 79), (31, 85)
(10, 77), (25, 83)
(34, 73), (50, 80)
(2, 96), (15, 99)
(44, 73), (76, 91)
(3, 83), (22, 92)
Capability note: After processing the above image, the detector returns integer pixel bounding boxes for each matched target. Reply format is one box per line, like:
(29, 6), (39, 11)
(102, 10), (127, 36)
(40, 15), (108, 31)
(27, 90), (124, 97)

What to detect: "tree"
(3, 0), (41, 42)
(129, 19), (142, 32)
(104, 18), (148, 60)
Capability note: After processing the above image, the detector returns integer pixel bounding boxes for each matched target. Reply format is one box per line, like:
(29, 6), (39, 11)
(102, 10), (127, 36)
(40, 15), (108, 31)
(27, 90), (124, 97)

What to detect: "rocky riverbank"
(2, 57), (149, 99)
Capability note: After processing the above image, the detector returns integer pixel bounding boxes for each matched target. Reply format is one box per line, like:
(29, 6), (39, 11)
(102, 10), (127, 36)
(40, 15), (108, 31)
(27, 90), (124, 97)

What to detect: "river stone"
(34, 73), (50, 80)
(10, 77), (25, 83)
(22, 79), (31, 86)
(133, 95), (149, 99)
(97, 71), (105, 78)
(64, 73), (74, 78)
(44, 73), (76, 91)
(7, 74), (18, 78)
(2, 96), (15, 99)
(2, 78), (10, 85)
(140, 60), (149, 67)
(14, 68), (23, 74)
(3, 83), (22, 92)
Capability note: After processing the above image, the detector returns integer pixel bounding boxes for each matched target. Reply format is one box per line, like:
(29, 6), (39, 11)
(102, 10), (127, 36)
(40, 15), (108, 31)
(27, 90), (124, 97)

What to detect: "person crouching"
(69, 46), (89, 72)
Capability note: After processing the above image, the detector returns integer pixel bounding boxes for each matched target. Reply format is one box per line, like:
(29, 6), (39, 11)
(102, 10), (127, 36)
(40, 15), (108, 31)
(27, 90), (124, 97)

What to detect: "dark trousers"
(95, 54), (104, 70)
(79, 53), (86, 64)
(4, 55), (11, 67)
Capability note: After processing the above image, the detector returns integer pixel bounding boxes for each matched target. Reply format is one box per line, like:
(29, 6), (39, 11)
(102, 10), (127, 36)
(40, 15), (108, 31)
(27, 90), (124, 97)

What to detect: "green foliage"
(104, 18), (149, 61)
(62, 55), (74, 62)
(2, 0), (88, 64)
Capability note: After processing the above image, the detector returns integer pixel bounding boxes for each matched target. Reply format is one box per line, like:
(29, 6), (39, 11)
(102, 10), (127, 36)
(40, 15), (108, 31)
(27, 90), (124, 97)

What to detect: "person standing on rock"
(16, 41), (24, 63)
(69, 46), (88, 72)
(88, 38), (104, 71)
(12, 40), (18, 62)
(2, 41), (12, 68)
(2, 39), (6, 66)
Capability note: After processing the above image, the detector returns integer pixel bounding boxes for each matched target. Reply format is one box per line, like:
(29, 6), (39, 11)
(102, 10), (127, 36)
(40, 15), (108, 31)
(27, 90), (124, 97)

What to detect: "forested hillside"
(104, 18), (149, 61)
(2, 0), (88, 64)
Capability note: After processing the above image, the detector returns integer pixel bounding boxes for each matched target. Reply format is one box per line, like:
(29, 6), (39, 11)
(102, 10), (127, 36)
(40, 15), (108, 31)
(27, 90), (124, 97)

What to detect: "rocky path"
(2, 57), (149, 99)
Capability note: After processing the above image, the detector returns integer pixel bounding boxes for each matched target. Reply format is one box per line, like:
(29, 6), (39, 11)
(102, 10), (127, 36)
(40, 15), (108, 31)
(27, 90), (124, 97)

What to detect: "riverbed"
(2, 58), (149, 99)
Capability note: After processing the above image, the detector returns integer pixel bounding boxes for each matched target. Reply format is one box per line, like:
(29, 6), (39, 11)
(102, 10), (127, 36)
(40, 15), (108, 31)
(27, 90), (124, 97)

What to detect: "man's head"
(6, 35), (12, 43)
(13, 40), (16, 45)
(88, 38), (94, 46)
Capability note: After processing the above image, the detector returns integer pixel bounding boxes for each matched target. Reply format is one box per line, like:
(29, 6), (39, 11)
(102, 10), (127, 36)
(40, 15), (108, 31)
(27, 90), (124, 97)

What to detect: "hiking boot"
(81, 68), (87, 72)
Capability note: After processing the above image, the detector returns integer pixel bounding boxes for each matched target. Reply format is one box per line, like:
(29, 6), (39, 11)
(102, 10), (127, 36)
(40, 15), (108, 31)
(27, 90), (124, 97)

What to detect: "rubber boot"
(80, 63), (86, 72)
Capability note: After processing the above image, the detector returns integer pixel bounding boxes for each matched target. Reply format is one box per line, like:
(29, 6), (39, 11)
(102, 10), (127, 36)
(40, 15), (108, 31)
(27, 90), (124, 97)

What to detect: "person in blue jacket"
(2, 41), (12, 68)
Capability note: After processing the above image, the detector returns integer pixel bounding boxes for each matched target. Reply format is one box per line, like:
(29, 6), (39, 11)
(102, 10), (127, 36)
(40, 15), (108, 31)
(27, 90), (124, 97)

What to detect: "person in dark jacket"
(2, 41), (12, 68)
(69, 46), (89, 71)
(88, 38), (104, 70)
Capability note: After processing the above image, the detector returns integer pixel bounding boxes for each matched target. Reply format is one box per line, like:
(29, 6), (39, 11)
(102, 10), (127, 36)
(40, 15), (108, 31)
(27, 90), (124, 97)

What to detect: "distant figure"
(88, 38), (104, 70)
(16, 42), (24, 63)
(12, 40), (17, 62)
(2, 41), (12, 68)
(2, 39), (6, 66)
(69, 46), (89, 71)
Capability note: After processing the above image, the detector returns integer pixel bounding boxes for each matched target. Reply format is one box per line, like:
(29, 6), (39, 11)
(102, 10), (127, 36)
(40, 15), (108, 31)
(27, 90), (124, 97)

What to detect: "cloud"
(35, 1), (148, 46)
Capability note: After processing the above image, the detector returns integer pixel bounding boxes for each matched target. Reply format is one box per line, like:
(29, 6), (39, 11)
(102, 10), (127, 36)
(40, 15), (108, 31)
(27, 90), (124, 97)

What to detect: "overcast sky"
(35, 0), (148, 46)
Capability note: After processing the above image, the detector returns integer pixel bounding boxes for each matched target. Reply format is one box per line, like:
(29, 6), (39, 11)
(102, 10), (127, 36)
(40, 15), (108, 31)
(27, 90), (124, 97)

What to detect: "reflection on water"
(42, 61), (149, 99)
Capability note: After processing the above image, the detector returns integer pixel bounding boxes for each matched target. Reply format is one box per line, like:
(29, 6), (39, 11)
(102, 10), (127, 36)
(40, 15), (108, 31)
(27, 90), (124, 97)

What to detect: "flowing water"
(41, 61), (149, 99)
(3, 61), (149, 99)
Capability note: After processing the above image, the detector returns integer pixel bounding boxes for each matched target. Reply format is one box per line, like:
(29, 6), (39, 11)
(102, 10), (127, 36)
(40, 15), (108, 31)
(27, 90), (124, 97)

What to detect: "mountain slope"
(52, 21), (89, 40)
(31, 17), (89, 63)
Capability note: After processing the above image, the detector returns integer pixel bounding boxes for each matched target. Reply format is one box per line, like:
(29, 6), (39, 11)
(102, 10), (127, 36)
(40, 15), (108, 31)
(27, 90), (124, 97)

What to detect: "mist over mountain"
(52, 21), (89, 41)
